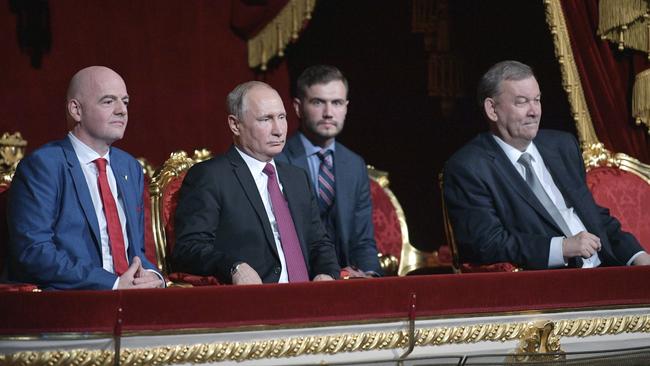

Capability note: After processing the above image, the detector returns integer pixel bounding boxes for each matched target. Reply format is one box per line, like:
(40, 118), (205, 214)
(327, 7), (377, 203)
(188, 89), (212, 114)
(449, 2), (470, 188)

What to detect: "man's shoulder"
(335, 141), (368, 169)
(19, 139), (68, 169)
(446, 133), (492, 164)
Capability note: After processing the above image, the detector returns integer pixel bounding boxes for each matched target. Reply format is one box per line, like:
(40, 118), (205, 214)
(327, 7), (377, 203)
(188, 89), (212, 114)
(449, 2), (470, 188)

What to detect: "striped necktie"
(316, 150), (335, 214)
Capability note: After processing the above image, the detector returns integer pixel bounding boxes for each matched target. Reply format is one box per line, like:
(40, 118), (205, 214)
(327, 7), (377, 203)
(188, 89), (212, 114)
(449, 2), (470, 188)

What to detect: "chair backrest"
(438, 170), (519, 273)
(586, 166), (650, 250)
(1, 132), (28, 278)
(149, 149), (212, 275)
(368, 166), (437, 276)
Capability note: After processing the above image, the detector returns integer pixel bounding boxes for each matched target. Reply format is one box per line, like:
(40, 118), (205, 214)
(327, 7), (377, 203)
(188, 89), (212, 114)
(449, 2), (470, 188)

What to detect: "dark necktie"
(518, 153), (573, 237)
(316, 150), (335, 214)
(518, 153), (584, 267)
(94, 158), (129, 275)
(262, 163), (309, 282)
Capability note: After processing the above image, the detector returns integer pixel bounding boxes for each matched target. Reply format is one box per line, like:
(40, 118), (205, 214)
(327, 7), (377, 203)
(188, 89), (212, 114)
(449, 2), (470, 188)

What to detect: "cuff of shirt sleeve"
(548, 236), (567, 268)
(112, 277), (119, 290)
(146, 269), (166, 288)
(627, 251), (646, 266)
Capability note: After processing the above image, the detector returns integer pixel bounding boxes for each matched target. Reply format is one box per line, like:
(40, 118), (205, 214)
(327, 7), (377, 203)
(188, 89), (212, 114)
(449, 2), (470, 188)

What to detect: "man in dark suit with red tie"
(172, 81), (340, 284)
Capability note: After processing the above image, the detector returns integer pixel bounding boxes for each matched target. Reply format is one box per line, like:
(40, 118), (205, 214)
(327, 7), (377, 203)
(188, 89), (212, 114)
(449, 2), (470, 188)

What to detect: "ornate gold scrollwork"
(2, 314), (650, 365)
(149, 151), (200, 274)
(507, 320), (565, 363)
(0, 132), (28, 188)
(367, 165), (440, 276)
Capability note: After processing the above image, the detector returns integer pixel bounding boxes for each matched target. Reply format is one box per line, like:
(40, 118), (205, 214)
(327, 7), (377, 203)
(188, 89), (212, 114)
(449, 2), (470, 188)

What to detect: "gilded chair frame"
(149, 149), (213, 275)
(0, 132), (28, 189)
(545, 0), (650, 183)
(367, 165), (439, 276)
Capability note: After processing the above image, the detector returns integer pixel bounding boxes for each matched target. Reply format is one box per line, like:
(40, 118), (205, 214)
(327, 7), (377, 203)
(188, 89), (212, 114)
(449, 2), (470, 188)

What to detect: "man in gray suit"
(278, 65), (382, 277)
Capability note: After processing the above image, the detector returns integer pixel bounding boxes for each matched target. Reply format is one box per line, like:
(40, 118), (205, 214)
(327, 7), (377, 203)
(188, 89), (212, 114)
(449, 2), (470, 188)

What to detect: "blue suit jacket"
(277, 134), (382, 273)
(7, 136), (158, 290)
(443, 130), (643, 269)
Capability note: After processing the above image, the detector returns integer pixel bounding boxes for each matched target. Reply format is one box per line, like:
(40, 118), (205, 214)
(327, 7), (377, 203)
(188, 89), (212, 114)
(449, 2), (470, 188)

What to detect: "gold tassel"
(632, 68), (650, 134)
(598, 0), (650, 53)
(247, 0), (317, 70)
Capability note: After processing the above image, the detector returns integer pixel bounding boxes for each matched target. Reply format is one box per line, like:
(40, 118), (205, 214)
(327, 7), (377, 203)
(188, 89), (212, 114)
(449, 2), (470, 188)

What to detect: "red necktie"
(94, 158), (129, 275)
(262, 163), (309, 282)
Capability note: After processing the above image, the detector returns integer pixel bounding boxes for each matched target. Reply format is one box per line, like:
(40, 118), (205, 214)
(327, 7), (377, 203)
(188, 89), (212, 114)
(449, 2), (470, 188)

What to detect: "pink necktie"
(94, 158), (129, 275)
(262, 163), (309, 282)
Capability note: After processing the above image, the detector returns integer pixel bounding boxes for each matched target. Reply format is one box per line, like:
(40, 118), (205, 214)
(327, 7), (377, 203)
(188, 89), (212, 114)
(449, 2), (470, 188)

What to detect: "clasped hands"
(117, 256), (164, 289)
(232, 262), (335, 285)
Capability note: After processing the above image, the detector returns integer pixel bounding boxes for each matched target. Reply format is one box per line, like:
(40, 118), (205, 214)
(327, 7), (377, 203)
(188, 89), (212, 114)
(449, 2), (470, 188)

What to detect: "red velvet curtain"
(562, 0), (650, 164)
(0, 1), (293, 166)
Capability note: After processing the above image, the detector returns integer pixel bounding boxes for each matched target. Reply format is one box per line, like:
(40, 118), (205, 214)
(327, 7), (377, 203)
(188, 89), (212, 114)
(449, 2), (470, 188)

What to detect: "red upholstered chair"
(137, 157), (159, 269)
(368, 166), (439, 275)
(0, 132), (38, 292)
(150, 149), (219, 286)
(585, 154), (650, 251)
(438, 171), (520, 274)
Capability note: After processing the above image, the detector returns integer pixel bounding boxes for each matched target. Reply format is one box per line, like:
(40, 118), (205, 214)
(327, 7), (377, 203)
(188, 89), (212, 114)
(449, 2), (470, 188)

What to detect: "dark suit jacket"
(172, 146), (340, 283)
(277, 134), (382, 273)
(443, 130), (643, 269)
(7, 136), (159, 290)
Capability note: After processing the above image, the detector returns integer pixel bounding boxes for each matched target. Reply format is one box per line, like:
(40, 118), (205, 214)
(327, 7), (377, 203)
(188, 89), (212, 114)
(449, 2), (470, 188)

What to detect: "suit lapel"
(286, 135), (311, 178)
(482, 134), (562, 232)
(227, 147), (279, 257)
(333, 146), (351, 239)
(61, 137), (102, 247)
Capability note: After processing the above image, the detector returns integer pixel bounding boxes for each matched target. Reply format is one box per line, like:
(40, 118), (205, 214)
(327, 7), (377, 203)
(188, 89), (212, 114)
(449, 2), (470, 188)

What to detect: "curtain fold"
(561, 0), (650, 163)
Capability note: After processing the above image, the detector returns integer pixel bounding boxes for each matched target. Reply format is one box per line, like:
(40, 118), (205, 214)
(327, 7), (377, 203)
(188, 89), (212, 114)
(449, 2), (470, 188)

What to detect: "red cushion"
(587, 167), (650, 251)
(369, 180), (402, 261)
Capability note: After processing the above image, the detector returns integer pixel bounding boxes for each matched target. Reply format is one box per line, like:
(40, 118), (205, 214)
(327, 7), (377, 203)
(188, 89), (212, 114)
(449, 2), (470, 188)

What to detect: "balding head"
(66, 66), (130, 155)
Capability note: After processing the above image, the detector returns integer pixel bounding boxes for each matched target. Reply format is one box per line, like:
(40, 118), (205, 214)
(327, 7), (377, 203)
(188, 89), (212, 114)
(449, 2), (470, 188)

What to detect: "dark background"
(1, 0), (573, 252)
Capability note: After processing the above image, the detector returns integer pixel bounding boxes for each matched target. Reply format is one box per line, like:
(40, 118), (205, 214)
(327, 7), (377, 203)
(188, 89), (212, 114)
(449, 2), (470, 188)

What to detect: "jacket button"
(274, 266), (281, 274)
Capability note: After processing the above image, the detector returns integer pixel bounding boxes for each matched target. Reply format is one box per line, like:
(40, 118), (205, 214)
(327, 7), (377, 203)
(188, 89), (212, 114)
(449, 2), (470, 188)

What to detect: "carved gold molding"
(149, 149), (213, 275)
(367, 165), (439, 276)
(3, 314), (649, 365)
(544, 0), (650, 183)
(0, 132), (28, 189)
(543, 0), (600, 147)
(247, 0), (316, 71)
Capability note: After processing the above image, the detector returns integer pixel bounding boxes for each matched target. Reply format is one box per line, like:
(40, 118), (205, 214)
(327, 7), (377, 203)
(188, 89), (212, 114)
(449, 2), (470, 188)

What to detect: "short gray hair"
(226, 81), (273, 119)
(477, 60), (535, 107)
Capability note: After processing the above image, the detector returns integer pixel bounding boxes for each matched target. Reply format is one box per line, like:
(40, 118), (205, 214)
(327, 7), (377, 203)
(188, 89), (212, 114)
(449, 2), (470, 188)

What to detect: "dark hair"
(295, 65), (349, 99)
(226, 81), (272, 119)
(477, 60), (535, 107)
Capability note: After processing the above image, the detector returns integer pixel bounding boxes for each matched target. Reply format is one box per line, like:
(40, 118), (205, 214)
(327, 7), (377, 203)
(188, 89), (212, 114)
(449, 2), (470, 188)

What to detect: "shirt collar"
(298, 132), (336, 157)
(68, 131), (110, 165)
(492, 134), (542, 166)
(235, 146), (276, 177)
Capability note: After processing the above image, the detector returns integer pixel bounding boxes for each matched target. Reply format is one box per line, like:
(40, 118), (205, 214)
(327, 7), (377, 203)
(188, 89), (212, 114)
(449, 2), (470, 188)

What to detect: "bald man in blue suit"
(8, 66), (162, 290)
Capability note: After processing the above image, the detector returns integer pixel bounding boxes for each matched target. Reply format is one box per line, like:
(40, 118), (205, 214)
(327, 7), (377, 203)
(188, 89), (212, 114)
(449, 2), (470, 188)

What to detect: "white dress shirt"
(68, 132), (131, 285)
(492, 136), (601, 268)
(235, 147), (289, 283)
